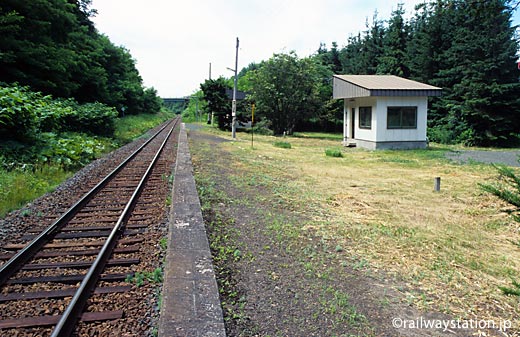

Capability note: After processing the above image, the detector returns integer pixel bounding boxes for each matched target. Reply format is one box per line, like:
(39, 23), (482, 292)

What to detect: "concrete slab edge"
(159, 123), (226, 337)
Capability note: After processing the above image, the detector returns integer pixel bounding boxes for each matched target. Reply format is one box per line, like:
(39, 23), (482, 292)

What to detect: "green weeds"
(159, 237), (168, 250)
(321, 286), (367, 326)
(274, 141), (292, 149)
(0, 165), (71, 217)
(325, 148), (343, 157)
(499, 279), (520, 297)
(194, 168), (250, 326)
(126, 267), (164, 287)
(114, 111), (172, 144)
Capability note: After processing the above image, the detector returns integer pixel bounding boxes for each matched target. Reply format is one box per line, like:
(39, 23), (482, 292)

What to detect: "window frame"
(358, 106), (372, 130)
(387, 106), (418, 129)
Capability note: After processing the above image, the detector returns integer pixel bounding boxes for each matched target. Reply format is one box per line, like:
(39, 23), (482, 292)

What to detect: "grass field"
(198, 125), (520, 328)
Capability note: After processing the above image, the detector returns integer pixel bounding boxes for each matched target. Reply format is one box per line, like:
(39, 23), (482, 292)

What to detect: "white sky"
(91, 0), (520, 98)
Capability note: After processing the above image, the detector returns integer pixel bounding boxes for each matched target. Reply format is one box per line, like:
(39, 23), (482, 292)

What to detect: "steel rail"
(0, 119), (173, 287)
(49, 118), (178, 337)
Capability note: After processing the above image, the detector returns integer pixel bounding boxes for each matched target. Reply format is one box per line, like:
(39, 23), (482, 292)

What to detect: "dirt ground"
(187, 126), (506, 337)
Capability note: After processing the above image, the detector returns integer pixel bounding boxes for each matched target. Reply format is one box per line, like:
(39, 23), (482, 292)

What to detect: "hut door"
(351, 108), (356, 139)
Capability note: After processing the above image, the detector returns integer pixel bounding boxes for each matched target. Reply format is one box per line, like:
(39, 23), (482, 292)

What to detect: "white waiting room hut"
(332, 75), (442, 150)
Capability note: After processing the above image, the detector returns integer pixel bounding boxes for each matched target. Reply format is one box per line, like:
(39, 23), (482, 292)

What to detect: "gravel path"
(446, 149), (520, 167)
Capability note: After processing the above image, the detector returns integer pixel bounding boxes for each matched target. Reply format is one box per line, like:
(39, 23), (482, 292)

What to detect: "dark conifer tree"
(362, 12), (385, 74)
(377, 4), (410, 77)
(434, 0), (520, 145)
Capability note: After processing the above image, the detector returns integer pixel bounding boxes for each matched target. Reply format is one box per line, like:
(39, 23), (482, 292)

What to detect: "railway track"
(0, 117), (181, 336)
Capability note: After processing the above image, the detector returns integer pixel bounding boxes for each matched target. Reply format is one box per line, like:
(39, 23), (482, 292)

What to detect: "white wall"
(344, 97), (378, 142)
(343, 96), (429, 147)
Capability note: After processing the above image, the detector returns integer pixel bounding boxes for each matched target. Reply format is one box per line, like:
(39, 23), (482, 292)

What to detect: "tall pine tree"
(435, 0), (520, 146)
(377, 3), (410, 77)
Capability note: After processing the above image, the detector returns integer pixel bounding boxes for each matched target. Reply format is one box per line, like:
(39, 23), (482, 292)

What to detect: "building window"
(387, 106), (417, 129)
(359, 106), (372, 129)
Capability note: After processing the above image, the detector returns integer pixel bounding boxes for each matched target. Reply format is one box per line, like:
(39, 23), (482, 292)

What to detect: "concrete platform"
(158, 123), (226, 337)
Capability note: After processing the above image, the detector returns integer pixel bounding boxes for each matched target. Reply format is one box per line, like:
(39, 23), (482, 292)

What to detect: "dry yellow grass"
(198, 126), (520, 329)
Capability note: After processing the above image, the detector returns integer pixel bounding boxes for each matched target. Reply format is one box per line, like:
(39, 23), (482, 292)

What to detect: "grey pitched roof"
(333, 75), (442, 99)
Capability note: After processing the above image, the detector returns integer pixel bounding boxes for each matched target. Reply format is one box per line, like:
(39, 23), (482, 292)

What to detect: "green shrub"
(274, 141), (291, 149)
(39, 132), (113, 170)
(61, 101), (118, 136)
(37, 98), (75, 132)
(252, 119), (273, 135)
(325, 148), (343, 157)
(0, 141), (39, 168)
(0, 85), (40, 141)
(0, 84), (118, 139)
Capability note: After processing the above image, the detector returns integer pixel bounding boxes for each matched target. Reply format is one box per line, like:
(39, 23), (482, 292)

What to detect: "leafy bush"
(0, 84), (118, 139)
(37, 98), (75, 132)
(252, 119), (273, 135)
(427, 123), (476, 146)
(0, 141), (40, 169)
(39, 133), (113, 170)
(61, 102), (118, 136)
(0, 85), (40, 141)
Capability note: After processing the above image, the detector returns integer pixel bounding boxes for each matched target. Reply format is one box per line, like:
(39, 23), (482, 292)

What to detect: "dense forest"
(0, 0), (161, 139)
(197, 0), (520, 147)
(0, 0), (163, 145)
(0, 0), (168, 174)
(0, 0), (171, 216)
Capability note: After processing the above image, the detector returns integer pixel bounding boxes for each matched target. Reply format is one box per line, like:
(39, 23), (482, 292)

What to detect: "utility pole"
(231, 37), (239, 139)
(208, 62), (212, 124)
(251, 103), (255, 148)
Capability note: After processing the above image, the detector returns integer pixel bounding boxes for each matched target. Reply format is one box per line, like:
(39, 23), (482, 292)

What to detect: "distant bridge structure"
(162, 97), (190, 112)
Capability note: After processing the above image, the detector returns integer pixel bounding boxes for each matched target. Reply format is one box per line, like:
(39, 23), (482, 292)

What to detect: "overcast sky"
(91, 1), (520, 98)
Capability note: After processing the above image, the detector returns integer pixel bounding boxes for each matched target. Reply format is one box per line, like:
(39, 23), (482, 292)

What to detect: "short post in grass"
(434, 177), (441, 192)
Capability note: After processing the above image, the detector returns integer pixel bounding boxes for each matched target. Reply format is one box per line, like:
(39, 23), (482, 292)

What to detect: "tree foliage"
(250, 53), (323, 135)
(200, 78), (231, 129)
(0, 0), (161, 115)
(377, 4), (409, 77)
